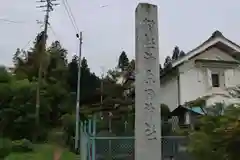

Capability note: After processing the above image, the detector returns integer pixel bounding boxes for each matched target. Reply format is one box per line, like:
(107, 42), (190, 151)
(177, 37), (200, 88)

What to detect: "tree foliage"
(0, 32), (100, 148)
(172, 46), (180, 61)
(163, 56), (172, 69)
(118, 51), (129, 71)
(179, 50), (186, 58)
(162, 46), (185, 74)
(188, 103), (240, 160)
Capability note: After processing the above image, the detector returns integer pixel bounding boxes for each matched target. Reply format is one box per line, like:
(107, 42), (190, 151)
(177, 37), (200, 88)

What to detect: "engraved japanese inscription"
(144, 102), (155, 112)
(145, 122), (157, 140)
(144, 88), (155, 100)
(144, 51), (156, 60)
(142, 16), (159, 140)
(142, 18), (155, 31)
(135, 3), (161, 160)
(144, 69), (156, 84)
(144, 34), (156, 49)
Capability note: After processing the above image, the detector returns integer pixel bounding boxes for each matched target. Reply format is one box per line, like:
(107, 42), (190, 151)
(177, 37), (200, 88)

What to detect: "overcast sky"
(1, 0), (240, 75)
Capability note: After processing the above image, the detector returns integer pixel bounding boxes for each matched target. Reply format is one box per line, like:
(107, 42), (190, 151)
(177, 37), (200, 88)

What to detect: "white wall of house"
(225, 68), (240, 88)
(160, 76), (179, 111)
(201, 48), (240, 94)
(179, 64), (206, 105)
(197, 47), (236, 61)
(170, 47), (240, 109)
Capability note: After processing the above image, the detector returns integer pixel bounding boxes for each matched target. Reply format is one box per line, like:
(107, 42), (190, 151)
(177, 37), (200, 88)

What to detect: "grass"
(6, 144), (77, 160)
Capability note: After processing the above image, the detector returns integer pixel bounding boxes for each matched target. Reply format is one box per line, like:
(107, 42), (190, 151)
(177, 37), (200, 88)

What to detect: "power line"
(61, 0), (79, 33)
(0, 18), (25, 24)
(49, 23), (59, 40)
(64, 0), (79, 31)
(22, 39), (33, 50)
(62, 0), (77, 32)
(20, 20), (45, 51)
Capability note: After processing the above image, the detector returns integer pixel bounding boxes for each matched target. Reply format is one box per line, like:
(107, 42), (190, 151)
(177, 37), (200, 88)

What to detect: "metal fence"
(81, 115), (192, 160)
(86, 136), (191, 160)
(162, 136), (192, 160)
(94, 137), (134, 160)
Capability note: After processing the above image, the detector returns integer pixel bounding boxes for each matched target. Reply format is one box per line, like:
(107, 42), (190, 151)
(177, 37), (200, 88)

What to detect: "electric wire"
(0, 18), (25, 24)
(22, 21), (44, 50)
(49, 24), (59, 40)
(64, 0), (79, 32)
(22, 39), (33, 50)
(61, 0), (79, 33)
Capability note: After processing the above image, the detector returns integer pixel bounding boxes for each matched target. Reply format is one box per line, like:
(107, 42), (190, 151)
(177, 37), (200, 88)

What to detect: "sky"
(1, 0), (240, 76)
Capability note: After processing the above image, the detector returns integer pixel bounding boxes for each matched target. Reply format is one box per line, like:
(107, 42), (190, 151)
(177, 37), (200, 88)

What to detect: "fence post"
(109, 139), (112, 158)
(80, 121), (88, 160)
(88, 119), (92, 135)
(92, 115), (96, 160)
(87, 119), (92, 160)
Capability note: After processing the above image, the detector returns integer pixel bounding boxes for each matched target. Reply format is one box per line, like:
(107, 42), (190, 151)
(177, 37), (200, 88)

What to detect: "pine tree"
(118, 51), (129, 71)
(164, 56), (172, 69)
(179, 50), (186, 58)
(159, 64), (163, 73)
(172, 46), (180, 61)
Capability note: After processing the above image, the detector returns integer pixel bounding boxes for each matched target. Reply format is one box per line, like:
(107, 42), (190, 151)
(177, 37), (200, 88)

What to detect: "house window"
(211, 73), (220, 87)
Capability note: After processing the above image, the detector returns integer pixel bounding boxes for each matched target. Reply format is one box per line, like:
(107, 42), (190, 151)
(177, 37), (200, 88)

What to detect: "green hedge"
(12, 139), (33, 153)
(0, 138), (12, 159)
(0, 138), (34, 159)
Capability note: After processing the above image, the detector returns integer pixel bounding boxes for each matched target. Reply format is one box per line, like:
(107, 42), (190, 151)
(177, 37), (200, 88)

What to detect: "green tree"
(188, 103), (240, 160)
(159, 64), (163, 74)
(0, 75), (51, 140)
(161, 104), (172, 136)
(172, 46), (180, 61)
(67, 55), (100, 106)
(0, 32), (104, 152)
(67, 55), (78, 93)
(80, 57), (100, 102)
(179, 50), (186, 58)
(118, 51), (129, 71)
(46, 41), (68, 84)
(13, 32), (49, 81)
(163, 56), (172, 69)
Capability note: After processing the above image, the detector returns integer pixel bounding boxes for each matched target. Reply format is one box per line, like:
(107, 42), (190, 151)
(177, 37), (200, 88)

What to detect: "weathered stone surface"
(135, 3), (161, 160)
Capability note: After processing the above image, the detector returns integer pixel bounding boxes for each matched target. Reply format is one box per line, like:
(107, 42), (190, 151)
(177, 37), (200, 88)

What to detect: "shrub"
(0, 138), (12, 159)
(12, 139), (33, 153)
(61, 114), (75, 150)
(161, 103), (171, 120)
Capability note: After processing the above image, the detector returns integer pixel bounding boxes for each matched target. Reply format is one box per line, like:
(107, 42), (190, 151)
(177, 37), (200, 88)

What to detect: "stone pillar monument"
(135, 3), (161, 160)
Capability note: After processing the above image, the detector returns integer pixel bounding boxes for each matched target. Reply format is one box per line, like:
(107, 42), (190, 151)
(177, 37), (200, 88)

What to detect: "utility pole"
(75, 32), (83, 152)
(100, 66), (105, 120)
(35, 0), (58, 141)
